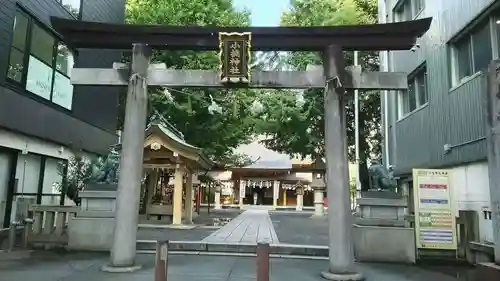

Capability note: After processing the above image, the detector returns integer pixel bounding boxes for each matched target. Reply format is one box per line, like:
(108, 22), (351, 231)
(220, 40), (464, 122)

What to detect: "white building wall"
(449, 161), (493, 243)
(0, 128), (75, 160)
(0, 128), (78, 227)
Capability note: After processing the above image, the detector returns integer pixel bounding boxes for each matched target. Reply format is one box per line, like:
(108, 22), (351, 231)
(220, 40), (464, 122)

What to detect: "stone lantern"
(311, 156), (326, 217)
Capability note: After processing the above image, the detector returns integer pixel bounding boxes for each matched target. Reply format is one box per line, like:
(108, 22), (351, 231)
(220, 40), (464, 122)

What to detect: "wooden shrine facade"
(142, 119), (212, 225)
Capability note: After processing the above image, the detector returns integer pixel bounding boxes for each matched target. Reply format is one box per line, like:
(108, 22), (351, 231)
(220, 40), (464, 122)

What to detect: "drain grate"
(211, 217), (232, 226)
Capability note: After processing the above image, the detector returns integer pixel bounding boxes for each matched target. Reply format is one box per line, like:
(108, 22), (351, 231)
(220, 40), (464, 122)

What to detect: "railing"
(27, 205), (80, 248)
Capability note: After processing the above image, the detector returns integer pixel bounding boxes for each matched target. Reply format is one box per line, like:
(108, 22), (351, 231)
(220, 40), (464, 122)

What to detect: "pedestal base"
(321, 270), (364, 281)
(101, 264), (142, 273)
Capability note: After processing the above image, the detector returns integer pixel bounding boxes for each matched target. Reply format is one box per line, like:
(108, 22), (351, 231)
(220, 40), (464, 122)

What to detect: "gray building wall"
(382, 0), (499, 175)
(0, 0), (126, 154)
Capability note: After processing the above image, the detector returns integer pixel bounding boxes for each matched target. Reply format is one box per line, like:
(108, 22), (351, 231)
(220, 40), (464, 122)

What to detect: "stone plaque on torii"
(50, 16), (432, 279)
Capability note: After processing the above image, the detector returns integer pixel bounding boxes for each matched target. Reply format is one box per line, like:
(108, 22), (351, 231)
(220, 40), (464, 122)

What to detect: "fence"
(27, 205), (79, 248)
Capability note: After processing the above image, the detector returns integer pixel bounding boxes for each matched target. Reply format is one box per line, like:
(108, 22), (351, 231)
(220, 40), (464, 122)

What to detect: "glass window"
(6, 11), (75, 110)
(0, 152), (12, 228)
(7, 48), (25, 83)
(455, 36), (472, 82)
(15, 153), (41, 194)
(41, 158), (63, 205)
(395, 0), (412, 22)
(412, 0), (424, 16)
(30, 24), (55, 66)
(471, 22), (492, 72)
(408, 80), (417, 112)
(416, 69), (428, 105)
(56, 44), (74, 76)
(7, 12), (29, 83)
(11, 13), (28, 50)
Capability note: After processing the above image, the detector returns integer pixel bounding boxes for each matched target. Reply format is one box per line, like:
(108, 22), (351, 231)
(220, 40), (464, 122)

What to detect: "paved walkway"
(0, 252), (470, 281)
(201, 209), (279, 244)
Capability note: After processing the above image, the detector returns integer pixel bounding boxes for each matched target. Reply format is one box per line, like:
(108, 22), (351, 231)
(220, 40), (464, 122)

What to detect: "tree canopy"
(125, 0), (259, 165)
(124, 0), (382, 188)
(256, 0), (380, 189)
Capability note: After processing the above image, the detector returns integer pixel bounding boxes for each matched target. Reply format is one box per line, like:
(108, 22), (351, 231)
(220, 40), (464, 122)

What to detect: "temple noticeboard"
(219, 32), (251, 83)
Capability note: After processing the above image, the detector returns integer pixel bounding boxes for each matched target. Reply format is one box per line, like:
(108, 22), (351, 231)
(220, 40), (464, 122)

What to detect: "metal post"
(321, 45), (363, 281)
(155, 240), (169, 281)
(354, 51), (361, 193)
(103, 44), (151, 272)
(256, 242), (270, 281)
(207, 183), (211, 214)
(8, 221), (17, 252)
(486, 60), (500, 264)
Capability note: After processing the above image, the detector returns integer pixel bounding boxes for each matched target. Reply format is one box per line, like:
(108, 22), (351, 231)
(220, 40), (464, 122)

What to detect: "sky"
(232, 0), (290, 26)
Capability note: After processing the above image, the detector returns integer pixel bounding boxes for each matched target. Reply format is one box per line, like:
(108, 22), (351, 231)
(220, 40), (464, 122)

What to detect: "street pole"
(321, 45), (363, 281)
(102, 44), (151, 272)
(354, 51), (361, 193)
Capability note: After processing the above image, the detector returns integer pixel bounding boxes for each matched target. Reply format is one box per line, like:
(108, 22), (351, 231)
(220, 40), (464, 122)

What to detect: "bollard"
(22, 218), (33, 249)
(155, 240), (169, 281)
(256, 242), (270, 281)
(7, 221), (18, 252)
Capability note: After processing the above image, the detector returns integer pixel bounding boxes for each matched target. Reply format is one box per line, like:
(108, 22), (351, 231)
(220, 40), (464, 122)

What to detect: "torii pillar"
(102, 44), (151, 272)
(321, 45), (362, 281)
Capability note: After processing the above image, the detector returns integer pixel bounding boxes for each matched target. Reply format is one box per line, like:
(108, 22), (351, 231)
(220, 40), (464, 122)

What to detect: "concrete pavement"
(270, 211), (329, 246)
(0, 252), (471, 281)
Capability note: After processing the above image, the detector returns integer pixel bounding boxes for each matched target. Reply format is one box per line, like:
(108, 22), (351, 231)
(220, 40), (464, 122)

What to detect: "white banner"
(239, 181), (246, 198)
(26, 56), (52, 100)
(52, 72), (73, 110)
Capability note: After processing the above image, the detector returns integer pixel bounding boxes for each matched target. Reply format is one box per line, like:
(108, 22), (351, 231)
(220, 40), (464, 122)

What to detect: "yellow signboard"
(412, 169), (457, 250)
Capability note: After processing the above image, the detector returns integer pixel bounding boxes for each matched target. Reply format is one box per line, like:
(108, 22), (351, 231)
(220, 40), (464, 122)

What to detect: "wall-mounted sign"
(218, 32), (251, 83)
(412, 169), (457, 250)
(26, 56), (52, 100)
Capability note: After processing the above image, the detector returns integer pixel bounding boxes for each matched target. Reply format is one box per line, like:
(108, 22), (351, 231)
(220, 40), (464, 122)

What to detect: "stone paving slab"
(202, 209), (279, 244)
(0, 252), (472, 281)
(270, 212), (328, 246)
(137, 228), (215, 241)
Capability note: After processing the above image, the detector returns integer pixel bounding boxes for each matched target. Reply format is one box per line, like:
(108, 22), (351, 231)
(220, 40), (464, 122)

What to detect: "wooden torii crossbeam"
(50, 16), (432, 279)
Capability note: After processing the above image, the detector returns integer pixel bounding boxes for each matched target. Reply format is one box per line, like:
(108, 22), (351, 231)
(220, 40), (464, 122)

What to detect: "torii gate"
(51, 17), (432, 280)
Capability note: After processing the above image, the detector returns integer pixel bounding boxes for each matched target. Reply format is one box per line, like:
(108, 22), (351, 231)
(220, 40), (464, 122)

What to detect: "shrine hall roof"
(243, 159), (293, 170)
(49, 17), (432, 51)
(145, 117), (213, 169)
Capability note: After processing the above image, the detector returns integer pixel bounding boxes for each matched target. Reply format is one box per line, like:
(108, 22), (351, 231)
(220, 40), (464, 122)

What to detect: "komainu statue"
(368, 158), (396, 191)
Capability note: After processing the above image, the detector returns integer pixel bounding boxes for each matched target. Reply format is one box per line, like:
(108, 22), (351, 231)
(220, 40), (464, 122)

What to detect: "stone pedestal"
(352, 191), (416, 263)
(313, 188), (324, 216)
(296, 191), (303, 211)
(214, 191), (221, 209)
(68, 184), (117, 251)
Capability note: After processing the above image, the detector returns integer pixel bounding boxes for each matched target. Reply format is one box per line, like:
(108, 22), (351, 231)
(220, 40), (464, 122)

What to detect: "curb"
(136, 249), (329, 260)
(136, 240), (329, 257)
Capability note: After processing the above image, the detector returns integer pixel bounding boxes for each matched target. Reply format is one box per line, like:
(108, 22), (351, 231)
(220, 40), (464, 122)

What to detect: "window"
(6, 10), (75, 110)
(7, 13), (28, 83)
(399, 65), (427, 118)
(56, 0), (81, 18)
(394, 0), (424, 22)
(451, 20), (492, 85)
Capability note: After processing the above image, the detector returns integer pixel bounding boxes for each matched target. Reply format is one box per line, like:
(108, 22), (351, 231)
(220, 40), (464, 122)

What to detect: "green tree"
(257, 0), (380, 190)
(125, 0), (258, 163)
